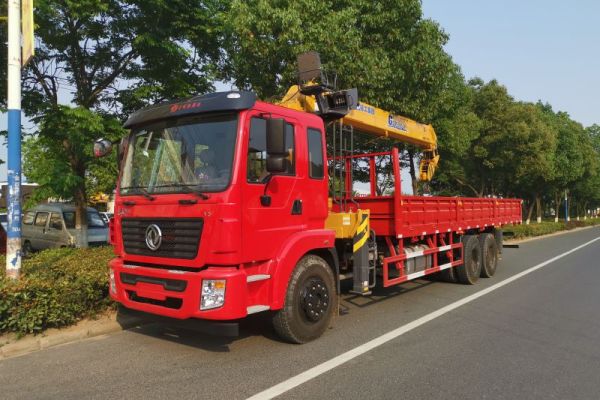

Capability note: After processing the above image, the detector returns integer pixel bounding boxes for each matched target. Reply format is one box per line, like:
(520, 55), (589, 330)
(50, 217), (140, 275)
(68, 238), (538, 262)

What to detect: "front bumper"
(109, 258), (251, 321)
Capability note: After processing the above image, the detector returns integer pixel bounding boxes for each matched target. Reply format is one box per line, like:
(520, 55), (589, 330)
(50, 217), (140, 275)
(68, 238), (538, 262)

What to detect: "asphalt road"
(2, 227), (600, 400)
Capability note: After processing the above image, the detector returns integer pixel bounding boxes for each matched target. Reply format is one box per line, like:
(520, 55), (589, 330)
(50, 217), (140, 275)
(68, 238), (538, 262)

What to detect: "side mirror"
(266, 118), (286, 173)
(266, 156), (286, 173)
(266, 118), (285, 154)
(93, 139), (113, 158)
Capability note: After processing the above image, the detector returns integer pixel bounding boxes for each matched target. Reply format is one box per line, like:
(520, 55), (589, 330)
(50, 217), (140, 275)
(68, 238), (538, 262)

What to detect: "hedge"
(504, 218), (600, 240)
(0, 246), (114, 335)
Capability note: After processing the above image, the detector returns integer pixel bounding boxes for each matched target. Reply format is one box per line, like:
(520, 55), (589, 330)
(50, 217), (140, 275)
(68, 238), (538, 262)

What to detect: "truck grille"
(121, 218), (203, 259)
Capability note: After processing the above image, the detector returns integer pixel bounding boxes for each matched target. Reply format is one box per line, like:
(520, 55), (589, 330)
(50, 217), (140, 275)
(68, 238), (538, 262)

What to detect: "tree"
(223, 0), (459, 194)
(430, 75), (482, 196)
(17, 0), (221, 245)
(539, 105), (588, 222)
(509, 102), (556, 223)
(23, 106), (122, 208)
(431, 79), (557, 226)
(571, 125), (600, 219)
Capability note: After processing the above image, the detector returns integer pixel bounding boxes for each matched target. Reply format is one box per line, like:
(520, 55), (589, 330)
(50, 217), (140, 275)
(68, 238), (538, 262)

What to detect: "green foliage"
(223, 0), (455, 121)
(22, 0), (220, 116)
(23, 106), (124, 204)
(0, 247), (114, 335)
(506, 218), (600, 239)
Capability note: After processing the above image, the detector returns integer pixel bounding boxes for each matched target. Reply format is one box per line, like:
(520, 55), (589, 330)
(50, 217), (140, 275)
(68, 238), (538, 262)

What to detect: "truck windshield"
(120, 114), (238, 195)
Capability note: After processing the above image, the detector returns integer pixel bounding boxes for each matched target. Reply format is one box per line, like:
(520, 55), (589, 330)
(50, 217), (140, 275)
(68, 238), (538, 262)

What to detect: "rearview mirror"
(93, 139), (113, 158)
(266, 118), (287, 173)
(266, 118), (286, 154)
(266, 156), (286, 173)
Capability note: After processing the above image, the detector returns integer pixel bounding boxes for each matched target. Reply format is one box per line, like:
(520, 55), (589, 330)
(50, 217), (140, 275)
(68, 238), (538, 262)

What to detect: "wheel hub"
(301, 278), (329, 322)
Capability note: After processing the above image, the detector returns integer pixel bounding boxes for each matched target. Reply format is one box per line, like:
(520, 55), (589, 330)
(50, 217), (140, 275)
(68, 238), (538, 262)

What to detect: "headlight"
(201, 279), (226, 310)
(109, 269), (117, 294)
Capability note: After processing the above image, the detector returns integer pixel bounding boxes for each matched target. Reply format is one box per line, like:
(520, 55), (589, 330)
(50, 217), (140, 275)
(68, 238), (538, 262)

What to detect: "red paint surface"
(109, 101), (522, 322)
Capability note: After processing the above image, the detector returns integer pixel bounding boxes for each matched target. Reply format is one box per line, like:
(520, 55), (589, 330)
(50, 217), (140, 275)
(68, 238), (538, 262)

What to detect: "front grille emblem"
(145, 224), (162, 251)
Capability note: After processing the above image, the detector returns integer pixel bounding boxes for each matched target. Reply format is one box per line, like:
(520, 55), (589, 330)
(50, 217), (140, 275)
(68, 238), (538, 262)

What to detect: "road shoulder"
(0, 310), (146, 360)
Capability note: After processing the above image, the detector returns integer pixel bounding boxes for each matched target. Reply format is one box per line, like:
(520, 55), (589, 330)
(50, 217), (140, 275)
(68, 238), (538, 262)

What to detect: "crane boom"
(278, 85), (440, 181)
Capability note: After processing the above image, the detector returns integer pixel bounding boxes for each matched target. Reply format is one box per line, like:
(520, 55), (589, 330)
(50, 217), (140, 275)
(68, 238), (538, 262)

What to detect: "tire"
(479, 233), (499, 278)
(272, 255), (337, 344)
(23, 241), (33, 257)
(456, 235), (482, 285)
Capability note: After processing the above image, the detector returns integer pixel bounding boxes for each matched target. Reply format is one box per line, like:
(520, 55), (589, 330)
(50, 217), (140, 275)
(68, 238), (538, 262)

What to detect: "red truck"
(95, 53), (522, 343)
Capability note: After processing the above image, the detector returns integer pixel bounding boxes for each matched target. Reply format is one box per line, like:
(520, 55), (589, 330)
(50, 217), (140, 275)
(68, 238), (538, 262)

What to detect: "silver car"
(22, 203), (108, 253)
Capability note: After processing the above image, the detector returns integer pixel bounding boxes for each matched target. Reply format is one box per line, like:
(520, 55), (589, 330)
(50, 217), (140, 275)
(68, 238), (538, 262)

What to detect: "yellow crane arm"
(278, 85), (440, 181)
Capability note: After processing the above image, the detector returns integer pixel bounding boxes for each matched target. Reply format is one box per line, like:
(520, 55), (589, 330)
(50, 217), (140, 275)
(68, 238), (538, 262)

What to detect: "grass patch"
(505, 218), (600, 239)
(0, 247), (114, 335)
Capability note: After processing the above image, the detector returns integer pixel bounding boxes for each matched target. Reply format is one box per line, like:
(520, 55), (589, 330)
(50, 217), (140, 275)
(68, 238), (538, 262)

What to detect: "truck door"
(242, 114), (303, 261)
(46, 212), (67, 248)
(31, 212), (50, 250)
(304, 127), (329, 229)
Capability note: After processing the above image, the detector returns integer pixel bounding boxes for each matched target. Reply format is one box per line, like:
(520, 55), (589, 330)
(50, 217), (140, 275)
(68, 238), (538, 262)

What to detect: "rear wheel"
(272, 255), (337, 344)
(479, 233), (499, 278)
(456, 235), (482, 285)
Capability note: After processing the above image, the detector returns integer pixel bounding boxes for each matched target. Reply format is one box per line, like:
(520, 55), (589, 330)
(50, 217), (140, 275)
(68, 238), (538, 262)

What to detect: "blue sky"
(1, 1), (598, 182)
(421, 0), (599, 127)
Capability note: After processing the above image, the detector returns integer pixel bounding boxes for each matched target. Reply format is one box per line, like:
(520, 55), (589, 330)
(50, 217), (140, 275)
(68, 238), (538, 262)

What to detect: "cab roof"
(123, 91), (257, 129)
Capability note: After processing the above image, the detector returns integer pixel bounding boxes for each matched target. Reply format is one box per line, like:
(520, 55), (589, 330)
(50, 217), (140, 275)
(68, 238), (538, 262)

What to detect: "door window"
(307, 128), (324, 179)
(34, 212), (49, 227)
(23, 211), (35, 225)
(247, 117), (295, 183)
(49, 213), (63, 230)
(63, 211), (107, 229)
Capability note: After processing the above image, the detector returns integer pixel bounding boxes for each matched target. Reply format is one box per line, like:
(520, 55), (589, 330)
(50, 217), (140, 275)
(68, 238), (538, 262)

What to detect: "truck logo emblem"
(145, 224), (162, 251)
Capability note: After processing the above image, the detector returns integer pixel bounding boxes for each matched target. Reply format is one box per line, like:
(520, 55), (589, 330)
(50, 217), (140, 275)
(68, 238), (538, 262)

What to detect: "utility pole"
(5, 0), (22, 279)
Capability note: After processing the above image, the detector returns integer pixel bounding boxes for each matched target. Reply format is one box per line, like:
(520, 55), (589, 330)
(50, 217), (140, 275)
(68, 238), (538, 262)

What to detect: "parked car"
(22, 203), (108, 254)
(99, 212), (113, 224)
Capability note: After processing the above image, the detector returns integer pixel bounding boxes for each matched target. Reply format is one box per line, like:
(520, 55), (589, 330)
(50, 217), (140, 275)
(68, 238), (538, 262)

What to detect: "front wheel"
(272, 255), (337, 344)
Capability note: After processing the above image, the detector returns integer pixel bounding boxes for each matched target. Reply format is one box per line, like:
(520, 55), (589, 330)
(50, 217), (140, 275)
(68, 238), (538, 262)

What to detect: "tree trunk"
(535, 193), (542, 223)
(74, 184), (89, 248)
(406, 148), (418, 195)
(526, 199), (535, 225)
(554, 192), (561, 223)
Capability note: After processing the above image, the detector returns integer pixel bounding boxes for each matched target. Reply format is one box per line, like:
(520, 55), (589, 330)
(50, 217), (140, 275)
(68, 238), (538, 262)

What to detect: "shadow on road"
(117, 310), (283, 352)
(115, 277), (441, 352)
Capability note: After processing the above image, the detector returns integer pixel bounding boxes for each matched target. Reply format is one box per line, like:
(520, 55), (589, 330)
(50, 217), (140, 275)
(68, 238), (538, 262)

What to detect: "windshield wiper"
(120, 186), (156, 201)
(149, 183), (210, 200)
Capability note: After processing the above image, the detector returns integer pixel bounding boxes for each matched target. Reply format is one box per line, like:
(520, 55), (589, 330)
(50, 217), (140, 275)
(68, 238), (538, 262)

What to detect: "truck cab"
(106, 91), (336, 336)
(99, 81), (521, 344)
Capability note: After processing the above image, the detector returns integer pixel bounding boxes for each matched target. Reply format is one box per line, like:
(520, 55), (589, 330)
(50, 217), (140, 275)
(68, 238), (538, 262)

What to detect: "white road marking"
(246, 236), (600, 400)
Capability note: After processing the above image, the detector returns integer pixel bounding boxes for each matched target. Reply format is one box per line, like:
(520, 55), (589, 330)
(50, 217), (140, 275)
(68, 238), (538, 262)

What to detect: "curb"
(504, 224), (600, 245)
(0, 310), (148, 360)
